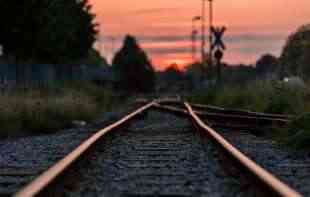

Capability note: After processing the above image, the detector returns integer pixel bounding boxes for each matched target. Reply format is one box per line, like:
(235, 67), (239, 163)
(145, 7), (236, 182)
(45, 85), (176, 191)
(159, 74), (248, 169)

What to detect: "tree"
(112, 35), (155, 92)
(164, 63), (184, 81)
(255, 54), (278, 77)
(83, 49), (109, 67)
(280, 24), (310, 79)
(0, 0), (97, 63)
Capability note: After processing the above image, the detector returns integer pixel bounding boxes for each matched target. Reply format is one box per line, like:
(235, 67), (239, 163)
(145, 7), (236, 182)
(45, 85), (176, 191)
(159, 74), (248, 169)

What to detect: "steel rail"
(152, 99), (293, 120)
(154, 103), (290, 126)
(14, 101), (156, 197)
(152, 103), (262, 130)
(189, 103), (294, 120)
(184, 102), (302, 197)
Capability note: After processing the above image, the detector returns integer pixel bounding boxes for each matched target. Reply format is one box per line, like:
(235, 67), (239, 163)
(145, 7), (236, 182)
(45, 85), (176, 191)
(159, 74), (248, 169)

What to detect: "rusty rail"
(141, 98), (294, 120)
(184, 102), (302, 197)
(14, 99), (301, 197)
(153, 102), (290, 130)
(14, 101), (156, 197)
(189, 103), (294, 120)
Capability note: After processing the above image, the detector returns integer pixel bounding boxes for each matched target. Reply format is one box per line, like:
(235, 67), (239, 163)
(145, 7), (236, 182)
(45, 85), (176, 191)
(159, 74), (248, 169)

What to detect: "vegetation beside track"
(0, 82), (116, 139)
(186, 81), (310, 150)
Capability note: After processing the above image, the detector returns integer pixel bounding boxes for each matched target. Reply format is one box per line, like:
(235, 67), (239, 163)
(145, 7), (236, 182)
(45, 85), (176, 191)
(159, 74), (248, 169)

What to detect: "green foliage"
(265, 85), (306, 114)
(277, 114), (310, 150)
(213, 85), (268, 112)
(187, 82), (310, 150)
(0, 0), (97, 63)
(185, 63), (206, 81)
(0, 83), (115, 138)
(187, 81), (309, 115)
(280, 24), (310, 79)
(112, 35), (155, 92)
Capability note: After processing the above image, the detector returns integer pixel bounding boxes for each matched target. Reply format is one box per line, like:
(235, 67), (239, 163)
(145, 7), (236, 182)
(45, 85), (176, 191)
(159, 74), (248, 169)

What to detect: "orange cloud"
(89, 0), (310, 70)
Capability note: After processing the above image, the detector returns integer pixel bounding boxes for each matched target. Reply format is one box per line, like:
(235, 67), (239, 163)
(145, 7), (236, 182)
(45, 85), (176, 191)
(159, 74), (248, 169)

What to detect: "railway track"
(13, 99), (302, 197)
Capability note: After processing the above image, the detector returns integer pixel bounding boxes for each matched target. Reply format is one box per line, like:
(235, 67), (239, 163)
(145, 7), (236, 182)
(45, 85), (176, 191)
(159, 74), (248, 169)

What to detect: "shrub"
(280, 24), (310, 78)
(265, 85), (305, 114)
(187, 81), (309, 115)
(187, 81), (310, 151)
(281, 113), (310, 150)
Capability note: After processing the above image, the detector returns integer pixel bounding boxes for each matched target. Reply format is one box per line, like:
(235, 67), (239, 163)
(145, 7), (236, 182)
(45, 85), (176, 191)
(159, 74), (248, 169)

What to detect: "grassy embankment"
(187, 81), (310, 150)
(0, 82), (116, 139)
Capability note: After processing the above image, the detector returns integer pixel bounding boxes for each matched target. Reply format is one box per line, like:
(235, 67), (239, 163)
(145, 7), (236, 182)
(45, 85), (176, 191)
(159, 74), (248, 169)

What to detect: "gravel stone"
(1, 103), (309, 196)
(65, 110), (248, 197)
(0, 104), (136, 195)
(218, 129), (310, 196)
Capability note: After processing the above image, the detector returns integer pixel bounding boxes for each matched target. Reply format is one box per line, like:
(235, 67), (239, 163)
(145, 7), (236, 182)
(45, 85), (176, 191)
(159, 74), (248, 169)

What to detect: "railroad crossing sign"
(214, 49), (223, 61)
(211, 26), (226, 51)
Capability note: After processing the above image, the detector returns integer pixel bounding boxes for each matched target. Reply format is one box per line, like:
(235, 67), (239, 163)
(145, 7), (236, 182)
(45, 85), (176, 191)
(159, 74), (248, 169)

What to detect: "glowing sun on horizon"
(164, 59), (188, 70)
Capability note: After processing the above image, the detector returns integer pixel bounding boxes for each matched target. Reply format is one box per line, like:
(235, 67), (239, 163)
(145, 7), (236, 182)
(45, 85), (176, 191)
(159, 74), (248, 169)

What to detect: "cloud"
(100, 32), (288, 64)
(137, 35), (189, 43)
(224, 33), (287, 43)
(102, 33), (286, 44)
(145, 47), (191, 55)
(133, 8), (182, 15)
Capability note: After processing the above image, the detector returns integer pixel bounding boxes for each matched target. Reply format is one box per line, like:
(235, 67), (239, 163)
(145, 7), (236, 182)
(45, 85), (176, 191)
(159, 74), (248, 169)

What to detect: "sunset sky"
(89, 0), (310, 70)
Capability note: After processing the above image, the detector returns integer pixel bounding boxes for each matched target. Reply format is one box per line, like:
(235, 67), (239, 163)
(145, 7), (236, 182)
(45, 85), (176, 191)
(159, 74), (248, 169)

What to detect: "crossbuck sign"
(211, 26), (226, 51)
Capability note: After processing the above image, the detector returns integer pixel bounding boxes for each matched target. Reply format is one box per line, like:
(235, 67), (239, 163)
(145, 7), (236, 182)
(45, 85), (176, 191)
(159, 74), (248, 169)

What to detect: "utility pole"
(209, 0), (213, 67)
(201, 0), (206, 68)
(111, 37), (115, 55)
(192, 16), (200, 62)
(191, 29), (197, 62)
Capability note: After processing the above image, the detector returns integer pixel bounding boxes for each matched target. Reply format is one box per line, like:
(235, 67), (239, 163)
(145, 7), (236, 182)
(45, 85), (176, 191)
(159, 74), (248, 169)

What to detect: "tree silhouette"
(0, 0), (97, 63)
(112, 35), (155, 92)
(164, 63), (184, 81)
(256, 54), (278, 76)
(280, 24), (310, 79)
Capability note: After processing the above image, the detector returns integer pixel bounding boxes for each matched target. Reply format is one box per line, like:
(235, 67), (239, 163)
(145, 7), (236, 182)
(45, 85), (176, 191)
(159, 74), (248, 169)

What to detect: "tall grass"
(187, 81), (310, 115)
(187, 81), (310, 150)
(0, 82), (116, 138)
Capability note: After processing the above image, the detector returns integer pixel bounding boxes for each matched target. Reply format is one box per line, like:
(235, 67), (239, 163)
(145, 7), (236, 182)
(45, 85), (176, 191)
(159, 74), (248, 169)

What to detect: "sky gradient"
(89, 0), (310, 70)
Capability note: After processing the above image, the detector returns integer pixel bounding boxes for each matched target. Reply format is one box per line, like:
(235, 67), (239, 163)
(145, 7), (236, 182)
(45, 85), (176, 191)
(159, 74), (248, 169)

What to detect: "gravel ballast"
(0, 104), (137, 196)
(219, 129), (310, 196)
(64, 110), (260, 197)
(0, 104), (310, 196)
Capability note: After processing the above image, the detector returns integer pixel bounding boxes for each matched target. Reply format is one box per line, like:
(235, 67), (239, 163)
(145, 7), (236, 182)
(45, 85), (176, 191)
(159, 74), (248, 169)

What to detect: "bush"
(280, 24), (310, 78)
(265, 85), (306, 114)
(187, 81), (310, 151)
(187, 81), (309, 115)
(280, 114), (310, 150)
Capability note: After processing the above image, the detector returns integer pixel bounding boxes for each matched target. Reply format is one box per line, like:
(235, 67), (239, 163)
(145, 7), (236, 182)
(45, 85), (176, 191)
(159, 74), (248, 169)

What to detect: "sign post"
(211, 26), (226, 86)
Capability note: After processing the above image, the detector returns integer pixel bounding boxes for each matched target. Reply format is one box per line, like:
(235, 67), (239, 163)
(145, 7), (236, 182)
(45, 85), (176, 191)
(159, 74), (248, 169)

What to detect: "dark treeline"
(158, 23), (310, 92)
(139, 22), (310, 94)
(0, 0), (309, 94)
(0, 0), (111, 88)
(0, 0), (102, 65)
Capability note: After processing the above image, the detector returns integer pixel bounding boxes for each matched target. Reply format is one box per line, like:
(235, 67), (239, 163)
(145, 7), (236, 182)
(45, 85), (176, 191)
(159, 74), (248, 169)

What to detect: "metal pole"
(193, 30), (197, 62)
(201, 0), (206, 67)
(192, 18), (199, 62)
(209, 0), (213, 68)
(111, 37), (116, 56)
(192, 20), (195, 62)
